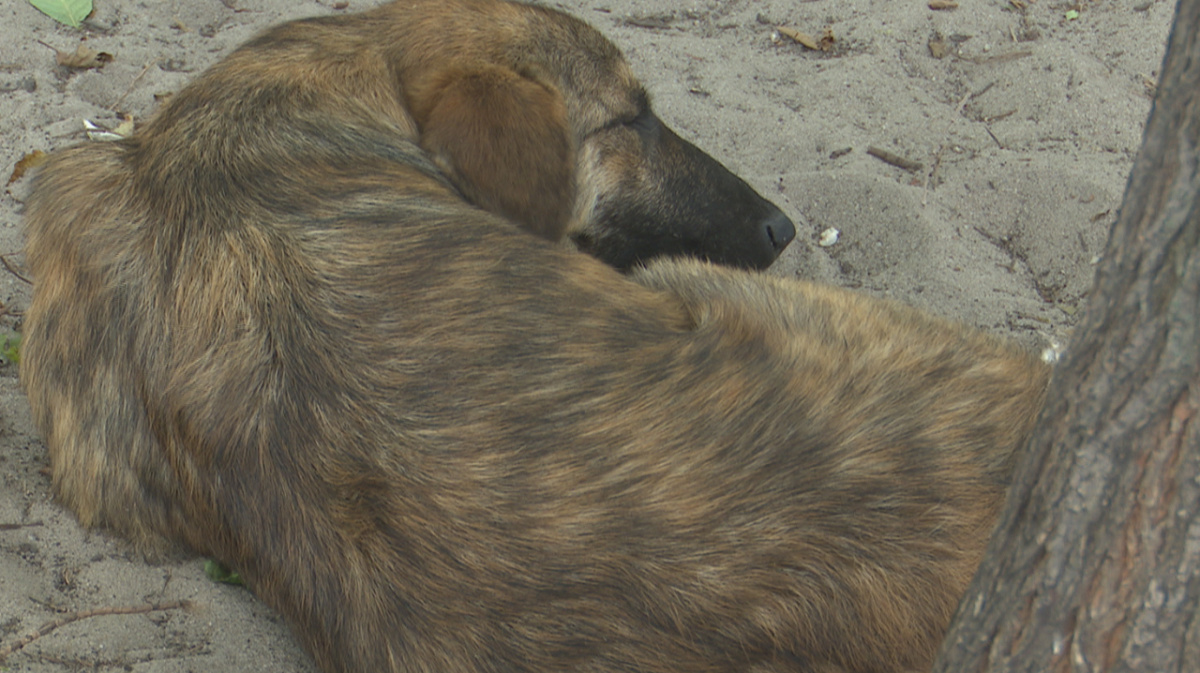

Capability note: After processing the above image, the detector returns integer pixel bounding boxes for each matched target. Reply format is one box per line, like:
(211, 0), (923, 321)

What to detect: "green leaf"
(0, 334), (19, 366)
(29, 0), (93, 28)
(204, 559), (244, 585)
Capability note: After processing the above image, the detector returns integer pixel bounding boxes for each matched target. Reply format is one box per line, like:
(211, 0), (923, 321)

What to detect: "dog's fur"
(22, 1), (1049, 672)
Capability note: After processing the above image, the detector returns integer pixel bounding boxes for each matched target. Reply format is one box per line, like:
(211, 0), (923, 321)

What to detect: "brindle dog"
(22, 1), (1048, 672)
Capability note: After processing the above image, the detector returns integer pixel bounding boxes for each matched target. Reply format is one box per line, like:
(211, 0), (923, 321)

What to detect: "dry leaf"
(112, 115), (135, 138)
(777, 26), (819, 50)
(54, 43), (113, 69)
(817, 28), (836, 51)
(928, 34), (948, 59)
(8, 150), (47, 186)
(929, 0), (959, 9)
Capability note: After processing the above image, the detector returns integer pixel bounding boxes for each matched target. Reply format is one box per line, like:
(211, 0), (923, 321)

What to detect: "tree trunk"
(932, 1), (1200, 671)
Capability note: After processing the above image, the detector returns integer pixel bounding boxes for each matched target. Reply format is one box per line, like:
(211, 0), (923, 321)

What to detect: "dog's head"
(394, 0), (794, 271)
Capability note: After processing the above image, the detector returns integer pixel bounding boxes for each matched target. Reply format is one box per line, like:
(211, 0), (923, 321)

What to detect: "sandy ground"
(0, 0), (1175, 670)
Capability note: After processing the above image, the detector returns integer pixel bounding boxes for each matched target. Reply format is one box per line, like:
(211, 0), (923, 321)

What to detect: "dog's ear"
(409, 64), (575, 242)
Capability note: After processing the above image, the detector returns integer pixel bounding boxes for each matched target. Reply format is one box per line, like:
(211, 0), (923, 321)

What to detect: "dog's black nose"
(762, 210), (796, 253)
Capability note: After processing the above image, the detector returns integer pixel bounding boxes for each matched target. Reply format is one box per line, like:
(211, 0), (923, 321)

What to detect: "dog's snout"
(762, 210), (796, 253)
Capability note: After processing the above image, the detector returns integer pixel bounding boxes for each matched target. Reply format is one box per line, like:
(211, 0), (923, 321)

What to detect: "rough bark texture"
(932, 1), (1200, 671)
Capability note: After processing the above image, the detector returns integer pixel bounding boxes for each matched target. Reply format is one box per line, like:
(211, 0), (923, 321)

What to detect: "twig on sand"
(110, 60), (156, 112)
(0, 254), (30, 285)
(0, 521), (43, 531)
(923, 144), (946, 206)
(0, 600), (194, 663)
(867, 146), (924, 172)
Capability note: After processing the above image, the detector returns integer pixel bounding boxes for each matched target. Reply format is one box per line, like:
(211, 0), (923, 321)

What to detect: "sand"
(0, 0), (1175, 670)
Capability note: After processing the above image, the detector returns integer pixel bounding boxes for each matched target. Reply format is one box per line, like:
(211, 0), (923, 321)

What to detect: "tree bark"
(932, 1), (1200, 671)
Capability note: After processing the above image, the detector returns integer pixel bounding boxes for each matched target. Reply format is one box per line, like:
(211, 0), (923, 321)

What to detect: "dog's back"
(21, 1), (1048, 672)
(24, 144), (1050, 672)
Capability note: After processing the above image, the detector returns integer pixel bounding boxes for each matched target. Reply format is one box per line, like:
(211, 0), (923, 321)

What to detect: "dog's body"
(22, 1), (1049, 672)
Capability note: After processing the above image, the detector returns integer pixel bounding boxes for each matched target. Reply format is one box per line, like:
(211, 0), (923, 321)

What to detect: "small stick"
(923, 144), (946, 207)
(983, 109), (1017, 123)
(110, 61), (155, 112)
(0, 600), (193, 662)
(0, 522), (44, 531)
(867, 146), (924, 172)
(0, 254), (31, 285)
(954, 90), (972, 115)
(956, 81), (995, 116)
(971, 49), (1033, 65)
(985, 126), (1004, 149)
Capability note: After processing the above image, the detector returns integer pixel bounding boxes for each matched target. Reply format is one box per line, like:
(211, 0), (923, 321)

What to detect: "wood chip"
(777, 26), (819, 50)
(929, 1), (959, 9)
